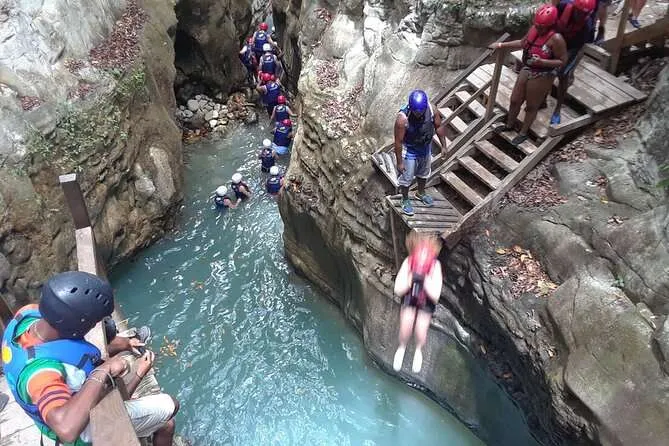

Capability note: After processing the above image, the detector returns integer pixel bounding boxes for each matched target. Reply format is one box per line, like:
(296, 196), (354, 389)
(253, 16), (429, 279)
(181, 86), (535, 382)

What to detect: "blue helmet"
(408, 90), (428, 113)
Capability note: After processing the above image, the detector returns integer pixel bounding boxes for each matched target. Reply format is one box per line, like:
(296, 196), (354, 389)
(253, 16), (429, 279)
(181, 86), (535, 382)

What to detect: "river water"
(110, 122), (539, 445)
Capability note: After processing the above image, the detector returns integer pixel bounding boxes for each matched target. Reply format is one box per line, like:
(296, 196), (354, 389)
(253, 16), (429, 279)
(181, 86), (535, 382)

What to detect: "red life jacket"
(557, 2), (591, 40)
(522, 26), (555, 66)
(408, 243), (437, 306)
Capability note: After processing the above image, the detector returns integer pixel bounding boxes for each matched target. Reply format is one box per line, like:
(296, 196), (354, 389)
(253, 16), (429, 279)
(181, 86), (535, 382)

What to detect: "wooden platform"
(386, 188), (462, 235)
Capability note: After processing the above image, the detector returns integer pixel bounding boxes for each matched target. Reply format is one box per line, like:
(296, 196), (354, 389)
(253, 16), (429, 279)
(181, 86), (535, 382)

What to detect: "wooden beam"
(59, 174), (92, 230)
(610, 0), (632, 73)
(621, 16), (669, 47)
(440, 80), (491, 128)
(91, 390), (141, 446)
(485, 49), (505, 121)
(547, 113), (598, 136)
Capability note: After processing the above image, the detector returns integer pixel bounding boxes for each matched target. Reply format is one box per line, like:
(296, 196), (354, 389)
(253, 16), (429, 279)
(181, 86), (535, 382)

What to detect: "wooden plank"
(610, 0), (632, 73)
(485, 49), (505, 121)
(547, 113), (598, 136)
(475, 140), (519, 172)
(438, 107), (468, 133)
(459, 156), (501, 189)
(493, 126), (537, 155)
(403, 212), (461, 223)
(581, 60), (647, 100)
(388, 204), (462, 218)
(59, 174), (92, 229)
(622, 17), (669, 47)
(90, 390), (141, 446)
(583, 43), (612, 71)
(408, 221), (458, 229)
(434, 33), (510, 105)
(381, 152), (398, 186)
(455, 91), (486, 117)
(442, 172), (484, 206)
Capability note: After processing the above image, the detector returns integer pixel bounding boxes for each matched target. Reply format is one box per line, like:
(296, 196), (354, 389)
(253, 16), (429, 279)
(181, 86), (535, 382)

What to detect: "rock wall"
(277, 0), (669, 443)
(173, 0), (257, 100)
(0, 0), (183, 310)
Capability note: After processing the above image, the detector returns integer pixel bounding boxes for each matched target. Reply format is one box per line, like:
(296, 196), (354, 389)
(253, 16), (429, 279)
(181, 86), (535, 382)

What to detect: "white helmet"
(231, 172), (243, 184)
(263, 139), (272, 149)
(263, 43), (272, 52)
(216, 186), (227, 197)
(269, 166), (280, 176)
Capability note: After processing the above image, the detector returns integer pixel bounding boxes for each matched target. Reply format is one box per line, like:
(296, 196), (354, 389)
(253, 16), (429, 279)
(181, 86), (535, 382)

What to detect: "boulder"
(187, 99), (200, 111)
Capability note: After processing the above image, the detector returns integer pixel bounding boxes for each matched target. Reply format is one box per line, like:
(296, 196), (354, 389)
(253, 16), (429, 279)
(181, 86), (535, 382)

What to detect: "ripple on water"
(111, 124), (539, 446)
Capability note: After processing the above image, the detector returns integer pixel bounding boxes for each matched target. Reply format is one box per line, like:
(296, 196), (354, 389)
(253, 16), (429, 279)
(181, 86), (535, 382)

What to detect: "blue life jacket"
(214, 195), (229, 208)
(1, 306), (101, 434)
(274, 105), (289, 122)
(266, 175), (283, 194)
(230, 181), (249, 200)
(260, 148), (275, 169)
(239, 47), (255, 67)
(273, 124), (292, 147)
(400, 104), (434, 157)
(260, 54), (276, 74)
(253, 31), (269, 53)
(263, 82), (281, 106)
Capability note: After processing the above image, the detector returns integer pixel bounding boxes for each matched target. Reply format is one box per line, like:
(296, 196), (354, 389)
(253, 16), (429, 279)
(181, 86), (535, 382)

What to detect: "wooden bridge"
(374, 26), (650, 264)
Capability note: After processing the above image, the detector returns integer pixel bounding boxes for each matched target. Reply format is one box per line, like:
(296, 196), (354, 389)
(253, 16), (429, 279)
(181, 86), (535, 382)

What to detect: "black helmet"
(39, 271), (115, 339)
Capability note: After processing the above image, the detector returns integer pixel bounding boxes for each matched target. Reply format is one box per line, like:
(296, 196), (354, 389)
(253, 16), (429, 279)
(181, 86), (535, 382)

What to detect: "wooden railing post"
(59, 174), (141, 446)
(485, 48), (505, 121)
(610, 0), (632, 73)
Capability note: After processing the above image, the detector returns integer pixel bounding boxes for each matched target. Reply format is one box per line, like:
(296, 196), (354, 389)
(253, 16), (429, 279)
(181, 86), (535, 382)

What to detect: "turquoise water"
(110, 122), (537, 445)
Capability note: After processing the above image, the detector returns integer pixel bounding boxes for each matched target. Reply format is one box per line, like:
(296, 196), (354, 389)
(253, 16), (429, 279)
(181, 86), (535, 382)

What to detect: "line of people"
(490, 0), (599, 145)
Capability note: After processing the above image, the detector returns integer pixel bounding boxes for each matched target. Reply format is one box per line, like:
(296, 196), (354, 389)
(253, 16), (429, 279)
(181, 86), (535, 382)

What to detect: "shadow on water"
(110, 122), (539, 445)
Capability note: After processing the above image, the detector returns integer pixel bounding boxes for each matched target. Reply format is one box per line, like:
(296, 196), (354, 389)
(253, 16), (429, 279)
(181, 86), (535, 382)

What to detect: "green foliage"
(657, 164), (669, 189)
(115, 67), (147, 100)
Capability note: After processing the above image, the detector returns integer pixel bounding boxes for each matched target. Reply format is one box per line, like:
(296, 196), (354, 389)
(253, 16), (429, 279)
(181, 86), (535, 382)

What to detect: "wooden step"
(442, 171), (484, 206)
(438, 107), (468, 133)
(475, 140), (519, 172)
(454, 91), (486, 118)
(491, 123), (537, 155)
(432, 134), (450, 149)
(458, 156), (501, 190)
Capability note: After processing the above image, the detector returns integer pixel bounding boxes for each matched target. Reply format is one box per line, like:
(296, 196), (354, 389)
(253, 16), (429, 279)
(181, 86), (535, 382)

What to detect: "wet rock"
(187, 99), (200, 111)
(149, 147), (177, 206)
(2, 235), (32, 265)
(208, 119), (218, 128)
(204, 110), (218, 120)
(245, 111), (258, 125)
(0, 253), (10, 287)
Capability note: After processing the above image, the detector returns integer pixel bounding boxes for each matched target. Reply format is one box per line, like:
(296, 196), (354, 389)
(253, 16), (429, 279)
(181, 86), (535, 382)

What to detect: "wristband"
(90, 368), (116, 388)
(498, 42), (502, 49)
(86, 375), (107, 387)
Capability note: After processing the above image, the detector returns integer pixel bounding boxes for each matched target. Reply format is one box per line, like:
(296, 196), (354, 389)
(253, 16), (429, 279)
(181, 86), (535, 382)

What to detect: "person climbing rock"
(490, 4), (567, 146)
(214, 185), (239, 209)
(239, 37), (258, 85)
(272, 119), (294, 156)
(260, 43), (279, 76)
(266, 166), (285, 195)
(251, 22), (277, 61)
(392, 231), (443, 374)
(1, 271), (180, 446)
(231, 173), (252, 200)
(394, 90), (447, 216)
(256, 75), (283, 117)
(270, 95), (296, 125)
(550, 0), (596, 125)
(258, 138), (277, 172)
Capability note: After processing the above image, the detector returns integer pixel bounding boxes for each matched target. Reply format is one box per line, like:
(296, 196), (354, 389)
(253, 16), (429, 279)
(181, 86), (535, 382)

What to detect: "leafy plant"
(657, 164), (669, 189)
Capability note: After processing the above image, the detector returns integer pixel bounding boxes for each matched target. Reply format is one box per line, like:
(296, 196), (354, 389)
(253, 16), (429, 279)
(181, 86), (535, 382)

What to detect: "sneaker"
(628, 17), (641, 28)
(393, 346), (406, 371)
(134, 326), (152, 344)
(412, 348), (423, 373)
(401, 199), (414, 216)
(511, 134), (529, 146)
(550, 112), (561, 125)
(414, 192), (434, 206)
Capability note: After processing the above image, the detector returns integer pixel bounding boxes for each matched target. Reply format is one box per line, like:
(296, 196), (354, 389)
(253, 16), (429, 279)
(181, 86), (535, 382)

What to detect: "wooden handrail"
(609, 0), (632, 73)
(59, 174), (141, 446)
(434, 33), (510, 106)
(485, 48), (506, 121)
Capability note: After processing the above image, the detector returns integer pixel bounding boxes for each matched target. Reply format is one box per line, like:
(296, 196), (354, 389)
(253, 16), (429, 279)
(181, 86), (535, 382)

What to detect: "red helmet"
(409, 240), (438, 277)
(261, 72), (272, 82)
(247, 37), (253, 44)
(282, 119), (292, 127)
(573, 0), (596, 12)
(534, 4), (558, 26)
(270, 74), (277, 81)
(259, 22), (269, 31)
(277, 95), (286, 104)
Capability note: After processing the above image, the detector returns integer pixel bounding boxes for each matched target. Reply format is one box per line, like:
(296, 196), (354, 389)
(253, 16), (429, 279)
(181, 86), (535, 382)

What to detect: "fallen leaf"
(594, 128), (603, 137)
(496, 248), (507, 255)
(512, 245), (524, 254)
(600, 197), (609, 204)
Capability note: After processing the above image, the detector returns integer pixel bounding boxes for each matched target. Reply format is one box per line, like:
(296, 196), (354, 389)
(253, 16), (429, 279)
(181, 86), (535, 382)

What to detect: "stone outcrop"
(277, 0), (669, 443)
(173, 0), (256, 100)
(0, 0), (183, 309)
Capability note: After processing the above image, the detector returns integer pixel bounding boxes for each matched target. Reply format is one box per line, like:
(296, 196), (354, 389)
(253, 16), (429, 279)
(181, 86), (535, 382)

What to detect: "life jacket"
(522, 26), (556, 69)
(407, 243), (437, 306)
(260, 148), (275, 169)
(400, 104), (435, 156)
(263, 82), (281, 106)
(274, 104), (289, 122)
(260, 54), (276, 74)
(266, 175), (283, 194)
(557, 0), (593, 41)
(230, 181), (249, 200)
(253, 31), (269, 53)
(239, 46), (255, 67)
(214, 195), (229, 208)
(1, 306), (101, 437)
(273, 124), (292, 147)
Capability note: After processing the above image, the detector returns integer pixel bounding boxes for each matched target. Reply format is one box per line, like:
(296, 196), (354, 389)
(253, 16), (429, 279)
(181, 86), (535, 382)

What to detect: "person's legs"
(414, 153), (433, 206)
(595, 1), (609, 42)
(125, 393), (179, 443)
(629, 0), (646, 27)
(398, 155), (417, 215)
(553, 49), (578, 124)
(394, 303), (417, 371)
(504, 69), (529, 130)
(412, 308), (434, 373)
(515, 74), (554, 144)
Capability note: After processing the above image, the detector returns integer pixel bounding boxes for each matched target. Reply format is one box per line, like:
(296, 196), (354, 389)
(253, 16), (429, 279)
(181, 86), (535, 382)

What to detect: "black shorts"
(402, 294), (436, 313)
(558, 48), (581, 78)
